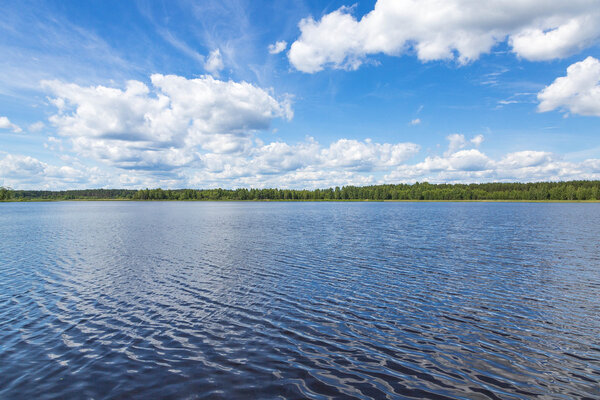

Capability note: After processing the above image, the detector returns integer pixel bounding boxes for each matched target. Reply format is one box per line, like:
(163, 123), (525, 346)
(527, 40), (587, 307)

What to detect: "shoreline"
(3, 199), (600, 203)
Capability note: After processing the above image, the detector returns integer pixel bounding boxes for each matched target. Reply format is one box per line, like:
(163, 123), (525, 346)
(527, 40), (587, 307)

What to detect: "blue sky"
(1, 0), (600, 189)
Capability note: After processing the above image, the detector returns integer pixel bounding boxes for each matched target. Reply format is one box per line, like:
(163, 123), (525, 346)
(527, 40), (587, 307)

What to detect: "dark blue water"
(1, 202), (599, 399)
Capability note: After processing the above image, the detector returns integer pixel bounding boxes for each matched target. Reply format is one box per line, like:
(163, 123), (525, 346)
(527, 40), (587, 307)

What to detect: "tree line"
(2, 181), (600, 201)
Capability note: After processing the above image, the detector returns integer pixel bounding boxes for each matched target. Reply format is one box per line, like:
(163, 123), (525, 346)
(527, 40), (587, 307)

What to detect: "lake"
(1, 201), (599, 399)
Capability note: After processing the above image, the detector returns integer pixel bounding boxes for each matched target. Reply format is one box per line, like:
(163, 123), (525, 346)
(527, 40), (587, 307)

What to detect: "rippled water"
(1, 202), (599, 399)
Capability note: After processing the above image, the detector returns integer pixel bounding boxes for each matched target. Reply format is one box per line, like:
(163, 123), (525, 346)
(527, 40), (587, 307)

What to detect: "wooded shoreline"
(2, 181), (600, 202)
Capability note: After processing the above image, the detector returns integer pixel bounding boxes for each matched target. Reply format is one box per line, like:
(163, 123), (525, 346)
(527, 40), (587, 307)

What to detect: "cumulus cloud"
(321, 139), (418, 170)
(386, 152), (600, 183)
(384, 136), (598, 183)
(447, 149), (491, 171)
(204, 49), (224, 75)
(0, 153), (107, 189)
(3, 131), (600, 189)
(538, 56), (600, 116)
(442, 133), (484, 157)
(444, 134), (467, 156)
(188, 139), (419, 189)
(35, 73), (431, 188)
(410, 118), (421, 125)
(37, 74), (425, 188)
(498, 151), (554, 168)
(418, 149), (491, 173)
(4, 144), (600, 190)
(188, 137), (420, 181)
(288, 0), (600, 72)
(268, 41), (288, 54)
(43, 74), (292, 170)
(0, 154), (45, 178)
(0, 116), (22, 133)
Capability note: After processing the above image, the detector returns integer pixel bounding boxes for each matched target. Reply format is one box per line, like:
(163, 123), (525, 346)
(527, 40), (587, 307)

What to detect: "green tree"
(0, 186), (12, 200)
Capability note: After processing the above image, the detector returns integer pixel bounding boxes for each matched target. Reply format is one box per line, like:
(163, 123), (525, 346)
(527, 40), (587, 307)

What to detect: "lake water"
(1, 201), (599, 399)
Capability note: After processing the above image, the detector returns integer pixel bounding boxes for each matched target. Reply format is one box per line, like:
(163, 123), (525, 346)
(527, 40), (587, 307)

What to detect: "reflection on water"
(1, 201), (599, 399)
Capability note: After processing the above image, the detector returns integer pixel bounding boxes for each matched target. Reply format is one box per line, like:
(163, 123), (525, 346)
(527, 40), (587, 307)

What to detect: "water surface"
(1, 202), (599, 399)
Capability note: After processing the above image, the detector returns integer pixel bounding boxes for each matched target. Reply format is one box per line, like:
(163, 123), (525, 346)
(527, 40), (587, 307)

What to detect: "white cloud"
(3, 136), (600, 189)
(268, 40), (288, 54)
(383, 136), (597, 183)
(228, 137), (599, 186)
(0, 116), (22, 133)
(470, 134), (484, 147)
(43, 74), (292, 170)
(0, 154), (45, 178)
(538, 56), (600, 116)
(443, 133), (484, 157)
(321, 139), (419, 170)
(187, 137), (420, 181)
(288, 0), (600, 72)
(509, 17), (599, 61)
(583, 158), (600, 172)
(44, 136), (64, 152)
(498, 151), (553, 168)
(0, 154), (106, 189)
(29, 121), (45, 132)
(417, 149), (491, 173)
(445, 133), (466, 156)
(410, 118), (421, 125)
(0, 152), (192, 190)
(36, 73), (427, 188)
(449, 149), (491, 171)
(205, 49), (224, 75)
(386, 152), (600, 184)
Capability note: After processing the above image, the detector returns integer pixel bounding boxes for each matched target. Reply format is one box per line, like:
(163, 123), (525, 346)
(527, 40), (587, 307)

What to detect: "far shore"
(2, 199), (600, 203)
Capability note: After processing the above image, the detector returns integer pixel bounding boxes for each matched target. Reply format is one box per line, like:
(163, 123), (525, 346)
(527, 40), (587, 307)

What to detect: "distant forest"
(2, 181), (600, 201)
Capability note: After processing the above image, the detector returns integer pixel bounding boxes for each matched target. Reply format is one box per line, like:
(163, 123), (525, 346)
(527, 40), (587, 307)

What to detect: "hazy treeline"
(2, 188), (137, 201)
(2, 181), (600, 201)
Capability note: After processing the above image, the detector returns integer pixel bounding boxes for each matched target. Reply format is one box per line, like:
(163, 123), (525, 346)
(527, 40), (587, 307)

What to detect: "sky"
(1, 0), (600, 190)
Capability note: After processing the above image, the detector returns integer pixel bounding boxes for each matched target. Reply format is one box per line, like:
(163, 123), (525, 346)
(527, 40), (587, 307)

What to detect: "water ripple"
(1, 201), (599, 399)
